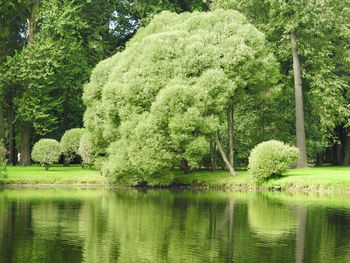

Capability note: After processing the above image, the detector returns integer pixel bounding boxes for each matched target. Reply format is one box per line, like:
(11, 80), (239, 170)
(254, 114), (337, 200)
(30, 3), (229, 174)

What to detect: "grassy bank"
(174, 166), (350, 192)
(1, 165), (350, 192)
(0, 165), (105, 185)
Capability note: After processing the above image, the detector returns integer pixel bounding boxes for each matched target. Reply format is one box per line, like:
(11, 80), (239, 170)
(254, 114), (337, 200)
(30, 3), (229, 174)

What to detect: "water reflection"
(1, 188), (350, 263)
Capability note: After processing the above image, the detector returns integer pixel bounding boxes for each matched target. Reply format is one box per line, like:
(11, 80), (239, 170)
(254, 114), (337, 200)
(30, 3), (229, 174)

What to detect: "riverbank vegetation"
(1, 166), (350, 193)
(175, 166), (350, 192)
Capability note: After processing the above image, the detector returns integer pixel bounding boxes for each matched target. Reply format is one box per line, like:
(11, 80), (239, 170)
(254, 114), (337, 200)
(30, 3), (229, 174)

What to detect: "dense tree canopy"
(212, 0), (350, 165)
(84, 10), (278, 185)
(0, 0), (206, 166)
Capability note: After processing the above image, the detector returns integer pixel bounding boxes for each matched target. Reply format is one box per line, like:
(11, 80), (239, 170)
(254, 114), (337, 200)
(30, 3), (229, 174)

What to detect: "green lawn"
(175, 166), (350, 192)
(0, 165), (105, 185)
(263, 166), (350, 191)
(1, 165), (350, 192)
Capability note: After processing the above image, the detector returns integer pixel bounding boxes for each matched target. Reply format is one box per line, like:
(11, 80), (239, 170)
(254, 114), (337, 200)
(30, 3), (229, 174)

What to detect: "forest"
(0, 0), (349, 186)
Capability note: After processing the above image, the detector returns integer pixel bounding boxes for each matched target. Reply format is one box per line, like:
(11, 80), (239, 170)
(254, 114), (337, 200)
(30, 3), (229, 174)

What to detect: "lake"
(1, 188), (350, 263)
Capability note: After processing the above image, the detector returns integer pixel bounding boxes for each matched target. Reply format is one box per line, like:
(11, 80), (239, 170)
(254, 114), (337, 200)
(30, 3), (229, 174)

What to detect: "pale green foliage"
(85, 10), (278, 185)
(83, 55), (120, 154)
(60, 128), (85, 164)
(78, 133), (94, 167)
(32, 139), (61, 170)
(94, 156), (106, 172)
(102, 115), (174, 186)
(248, 140), (300, 180)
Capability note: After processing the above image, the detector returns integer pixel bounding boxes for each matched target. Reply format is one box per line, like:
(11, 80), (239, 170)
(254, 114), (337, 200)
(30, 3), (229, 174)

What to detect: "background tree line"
(211, 0), (350, 166)
(0, 0), (207, 166)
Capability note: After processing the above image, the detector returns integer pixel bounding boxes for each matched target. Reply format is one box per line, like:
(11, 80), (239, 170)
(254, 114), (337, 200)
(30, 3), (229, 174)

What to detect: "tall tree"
(0, 0), (29, 164)
(291, 31), (307, 167)
(212, 0), (350, 167)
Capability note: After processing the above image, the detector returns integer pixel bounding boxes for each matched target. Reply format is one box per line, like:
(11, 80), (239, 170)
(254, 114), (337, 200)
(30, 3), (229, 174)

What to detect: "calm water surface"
(1, 188), (350, 263)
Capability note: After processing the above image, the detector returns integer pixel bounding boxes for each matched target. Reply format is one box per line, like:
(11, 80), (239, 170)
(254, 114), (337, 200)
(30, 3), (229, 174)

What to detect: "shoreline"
(1, 165), (350, 194)
(1, 182), (350, 194)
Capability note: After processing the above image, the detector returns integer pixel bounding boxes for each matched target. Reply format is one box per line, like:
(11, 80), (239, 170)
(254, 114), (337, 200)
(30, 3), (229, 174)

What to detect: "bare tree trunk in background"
(0, 103), (5, 143)
(20, 123), (32, 166)
(210, 140), (217, 172)
(63, 157), (70, 167)
(215, 133), (237, 176)
(335, 143), (343, 166)
(7, 101), (15, 165)
(343, 135), (350, 165)
(180, 158), (191, 174)
(227, 104), (234, 168)
(315, 152), (324, 166)
(291, 32), (307, 168)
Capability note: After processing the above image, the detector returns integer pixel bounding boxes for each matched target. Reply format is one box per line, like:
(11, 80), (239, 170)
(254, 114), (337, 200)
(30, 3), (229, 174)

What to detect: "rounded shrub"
(248, 140), (300, 180)
(78, 133), (94, 168)
(60, 128), (85, 165)
(32, 139), (61, 170)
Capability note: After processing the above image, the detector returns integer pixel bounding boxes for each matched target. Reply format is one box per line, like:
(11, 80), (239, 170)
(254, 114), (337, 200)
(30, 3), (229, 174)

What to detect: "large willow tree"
(84, 10), (278, 185)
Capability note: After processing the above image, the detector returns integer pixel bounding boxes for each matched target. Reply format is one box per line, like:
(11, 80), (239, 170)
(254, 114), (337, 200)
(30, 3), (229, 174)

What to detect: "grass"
(0, 164), (105, 185)
(1, 164), (350, 192)
(263, 166), (350, 191)
(174, 166), (350, 192)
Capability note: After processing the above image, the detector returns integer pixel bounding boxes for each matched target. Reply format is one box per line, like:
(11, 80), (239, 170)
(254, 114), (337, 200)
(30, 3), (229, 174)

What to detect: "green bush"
(248, 140), (300, 180)
(94, 156), (106, 171)
(78, 133), (94, 168)
(0, 144), (8, 177)
(32, 139), (61, 170)
(60, 128), (85, 165)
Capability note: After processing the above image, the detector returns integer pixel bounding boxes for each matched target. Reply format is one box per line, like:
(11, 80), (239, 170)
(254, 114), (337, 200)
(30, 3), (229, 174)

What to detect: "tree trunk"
(333, 143), (343, 166)
(180, 158), (191, 174)
(332, 143), (339, 165)
(291, 31), (307, 168)
(324, 147), (332, 163)
(215, 133), (237, 176)
(315, 152), (324, 166)
(227, 104), (234, 168)
(28, 0), (38, 44)
(343, 135), (350, 166)
(63, 157), (70, 167)
(7, 102), (16, 165)
(0, 103), (5, 143)
(205, 0), (211, 9)
(210, 140), (217, 172)
(19, 123), (32, 166)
